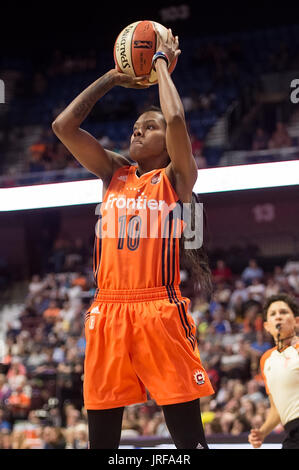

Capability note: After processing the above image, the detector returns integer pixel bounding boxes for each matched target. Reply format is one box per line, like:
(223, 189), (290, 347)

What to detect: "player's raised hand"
(112, 68), (150, 89)
(155, 27), (181, 65)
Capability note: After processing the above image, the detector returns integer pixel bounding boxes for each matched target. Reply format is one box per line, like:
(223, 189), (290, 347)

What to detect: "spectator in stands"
(6, 379), (31, 420)
(51, 142), (73, 170)
(268, 121), (292, 149)
(212, 259), (233, 284)
(0, 429), (12, 449)
(240, 397), (257, 424)
(6, 357), (26, 389)
(273, 265), (286, 284)
(231, 415), (251, 435)
(243, 379), (265, 404)
(27, 146), (46, 173)
(0, 408), (11, 432)
(283, 258), (299, 275)
(220, 342), (249, 380)
(251, 127), (269, 151)
(49, 238), (67, 273)
(286, 267), (299, 293)
(242, 301), (263, 340)
(189, 131), (203, 157)
(247, 278), (266, 302)
(264, 278), (280, 298)
(72, 423), (88, 449)
(43, 300), (61, 323)
(249, 330), (272, 356)
(229, 280), (249, 311)
(28, 274), (46, 297)
(241, 259), (264, 286)
(64, 238), (87, 270)
(212, 282), (232, 306)
(210, 306), (232, 334)
(193, 147), (208, 169)
(42, 426), (66, 449)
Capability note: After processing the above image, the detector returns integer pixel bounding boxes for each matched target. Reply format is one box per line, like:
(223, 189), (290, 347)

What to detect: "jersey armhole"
(102, 165), (131, 201)
(162, 167), (181, 204)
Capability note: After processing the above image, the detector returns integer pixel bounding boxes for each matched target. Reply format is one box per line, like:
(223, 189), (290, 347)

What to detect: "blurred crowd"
(24, 123), (209, 177)
(1, 238), (299, 448)
(251, 121), (293, 152)
(1, 115), (293, 189)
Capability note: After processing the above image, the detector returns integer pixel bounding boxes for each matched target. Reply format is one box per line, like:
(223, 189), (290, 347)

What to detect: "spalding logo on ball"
(114, 20), (177, 86)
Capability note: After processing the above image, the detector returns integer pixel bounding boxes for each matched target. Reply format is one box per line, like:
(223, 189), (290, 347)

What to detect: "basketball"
(113, 20), (178, 86)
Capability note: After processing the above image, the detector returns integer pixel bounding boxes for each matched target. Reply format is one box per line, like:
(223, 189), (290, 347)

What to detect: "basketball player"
(248, 294), (299, 449)
(52, 28), (214, 449)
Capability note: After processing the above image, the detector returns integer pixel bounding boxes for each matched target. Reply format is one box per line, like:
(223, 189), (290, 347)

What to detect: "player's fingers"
(168, 28), (174, 40)
(132, 76), (150, 88)
(154, 26), (163, 45)
(134, 75), (149, 81)
(254, 440), (262, 448)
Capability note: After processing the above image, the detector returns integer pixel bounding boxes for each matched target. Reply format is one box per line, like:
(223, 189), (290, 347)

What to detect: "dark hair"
(139, 105), (167, 128)
(179, 192), (213, 298)
(263, 293), (299, 320)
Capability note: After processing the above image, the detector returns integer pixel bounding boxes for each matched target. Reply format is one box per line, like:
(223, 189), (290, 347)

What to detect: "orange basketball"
(113, 20), (178, 86)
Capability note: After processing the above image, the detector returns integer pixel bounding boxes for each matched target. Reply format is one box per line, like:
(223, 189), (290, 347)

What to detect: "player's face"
(264, 300), (297, 340)
(129, 111), (167, 162)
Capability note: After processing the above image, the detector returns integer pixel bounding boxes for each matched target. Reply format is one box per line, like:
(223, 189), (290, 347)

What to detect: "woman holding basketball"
(52, 27), (214, 449)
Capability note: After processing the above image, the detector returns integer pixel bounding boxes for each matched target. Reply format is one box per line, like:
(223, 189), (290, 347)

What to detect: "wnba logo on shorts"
(193, 370), (205, 385)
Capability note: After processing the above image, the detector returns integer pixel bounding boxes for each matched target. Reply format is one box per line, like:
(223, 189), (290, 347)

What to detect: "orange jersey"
(85, 165), (215, 410)
(93, 165), (184, 290)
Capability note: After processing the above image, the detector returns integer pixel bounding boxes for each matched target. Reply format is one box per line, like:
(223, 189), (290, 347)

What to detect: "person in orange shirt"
(7, 383), (31, 420)
(52, 28), (214, 449)
(72, 274), (87, 290)
(43, 300), (61, 322)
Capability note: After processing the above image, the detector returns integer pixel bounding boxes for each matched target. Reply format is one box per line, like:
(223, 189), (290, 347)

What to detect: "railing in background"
(1, 149), (299, 188)
(219, 145), (299, 167)
(0, 167), (97, 188)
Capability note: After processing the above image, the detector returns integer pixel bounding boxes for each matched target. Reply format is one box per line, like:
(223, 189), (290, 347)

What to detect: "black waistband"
(284, 417), (299, 433)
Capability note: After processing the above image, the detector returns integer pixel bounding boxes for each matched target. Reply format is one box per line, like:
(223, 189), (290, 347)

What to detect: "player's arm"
(248, 394), (281, 448)
(52, 69), (148, 182)
(155, 29), (198, 199)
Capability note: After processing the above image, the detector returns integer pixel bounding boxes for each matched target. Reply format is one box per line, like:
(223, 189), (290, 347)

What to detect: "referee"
(248, 294), (299, 449)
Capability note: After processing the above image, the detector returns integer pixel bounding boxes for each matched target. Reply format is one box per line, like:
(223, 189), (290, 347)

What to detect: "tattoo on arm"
(72, 74), (114, 121)
(72, 96), (95, 119)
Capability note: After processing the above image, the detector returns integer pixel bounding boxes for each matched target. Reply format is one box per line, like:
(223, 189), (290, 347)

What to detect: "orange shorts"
(83, 286), (214, 410)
